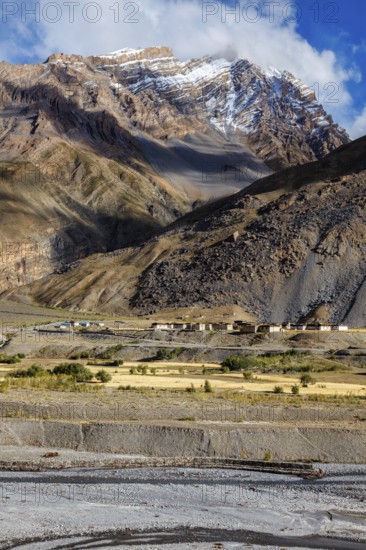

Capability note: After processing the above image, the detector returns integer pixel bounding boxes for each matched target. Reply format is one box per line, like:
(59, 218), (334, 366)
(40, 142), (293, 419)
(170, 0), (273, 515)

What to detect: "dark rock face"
(131, 138), (366, 325)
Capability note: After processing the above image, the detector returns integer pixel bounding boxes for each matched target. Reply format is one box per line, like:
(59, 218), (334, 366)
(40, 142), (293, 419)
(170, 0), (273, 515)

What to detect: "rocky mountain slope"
(15, 136), (366, 326)
(0, 46), (349, 291)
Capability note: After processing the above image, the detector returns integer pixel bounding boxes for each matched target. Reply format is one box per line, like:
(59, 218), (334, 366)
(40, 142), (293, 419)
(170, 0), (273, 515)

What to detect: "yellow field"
(1, 358), (365, 397)
(86, 362), (366, 396)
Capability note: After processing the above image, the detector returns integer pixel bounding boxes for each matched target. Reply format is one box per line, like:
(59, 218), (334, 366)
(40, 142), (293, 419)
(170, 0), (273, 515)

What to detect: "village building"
(290, 324), (307, 331)
(306, 324), (332, 331)
(237, 322), (258, 334)
(59, 322), (72, 330)
(212, 322), (234, 332)
(188, 323), (206, 331)
(73, 321), (91, 328)
(172, 323), (188, 330)
(257, 324), (283, 333)
(151, 323), (173, 330)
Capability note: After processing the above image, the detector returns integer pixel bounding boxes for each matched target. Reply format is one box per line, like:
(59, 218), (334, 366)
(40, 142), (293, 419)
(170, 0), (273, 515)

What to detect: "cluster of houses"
(236, 322), (348, 333)
(57, 321), (105, 330)
(151, 322), (234, 332)
(56, 320), (349, 333)
(151, 321), (349, 333)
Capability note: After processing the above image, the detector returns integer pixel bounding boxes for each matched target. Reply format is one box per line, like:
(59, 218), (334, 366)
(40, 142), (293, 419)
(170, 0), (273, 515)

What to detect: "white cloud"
(5, 0), (363, 137)
(348, 107), (366, 139)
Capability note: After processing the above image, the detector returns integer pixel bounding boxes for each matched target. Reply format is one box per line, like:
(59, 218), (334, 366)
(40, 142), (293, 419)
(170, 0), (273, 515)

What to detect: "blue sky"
(294, 0), (366, 135)
(0, 0), (364, 138)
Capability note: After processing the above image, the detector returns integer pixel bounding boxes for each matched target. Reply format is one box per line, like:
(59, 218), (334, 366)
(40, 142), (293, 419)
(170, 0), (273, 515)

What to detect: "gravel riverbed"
(0, 459), (365, 549)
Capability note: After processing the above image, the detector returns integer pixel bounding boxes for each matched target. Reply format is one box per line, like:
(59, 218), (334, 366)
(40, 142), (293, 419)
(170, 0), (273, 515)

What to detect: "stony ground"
(0, 462), (365, 549)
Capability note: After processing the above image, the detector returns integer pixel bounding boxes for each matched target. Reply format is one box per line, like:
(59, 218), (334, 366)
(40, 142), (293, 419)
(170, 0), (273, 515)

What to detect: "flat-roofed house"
(290, 324), (307, 331)
(172, 323), (188, 330)
(151, 323), (173, 330)
(257, 324), (282, 333)
(59, 322), (72, 330)
(237, 323), (258, 333)
(306, 324), (332, 331)
(331, 325), (348, 331)
(190, 323), (206, 331)
(212, 323), (234, 332)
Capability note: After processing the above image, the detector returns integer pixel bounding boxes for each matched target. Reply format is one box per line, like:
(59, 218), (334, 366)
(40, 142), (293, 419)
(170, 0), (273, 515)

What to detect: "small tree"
(291, 385), (300, 395)
(300, 373), (316, 387)
(53, 363), (93, 382)
(273, 386), (284, 394)
(204, 380), (213, 393)
(113, 360), (123, 367)
(96, 369), (112, 383)
(221, 355), (251, 371)
(150, 368), (157, 375)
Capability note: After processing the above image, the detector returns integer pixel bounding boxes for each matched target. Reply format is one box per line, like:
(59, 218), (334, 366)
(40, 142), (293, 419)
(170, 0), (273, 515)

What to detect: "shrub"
(300, 374), (316, 387)
(0, 354), (23, 365)
(8, 364), (46, 378)
(243, 371), (253, 381)
(186, 383), (196, 393)
(264, 450), (272, 461)
(95, 370), (112, 383)
(221, 355), (252, 371)
(150, 368), (157, 375)
(291, 385), (300, 395)
(113, 360), (123, 367)
(273, 386), (284, 394)
(178, 368), (185, 375)
(98, 350), (113, 360)
(129, 367), (137, 375)
(53, 363), (93, 382)
(156, 347), (185, 360)
(204, 380), (213, 393)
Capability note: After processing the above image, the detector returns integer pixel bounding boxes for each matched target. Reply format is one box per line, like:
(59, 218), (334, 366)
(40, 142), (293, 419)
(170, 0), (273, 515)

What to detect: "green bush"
(221, 355), (252, 371)
(291, 385), (300, 395)
(113, 359), (123, 367)
(273, 386), (284, 394)
(8, 365), (46, 378)
(300, 373), (316, 387)
(150, 368), (157, 375)
(97, 345), (123, 360)
(156, 347), (185, 360)
(53, 363), (93, 382)
(186, 383), (196, 393)
(204, 380), (213, 393)
(96, 369), (112, 383)
(129, 367), (137, 375)
(243, 371), (253, 381)
(0, 354), (23, 365)
(98, 350), (113, 360)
